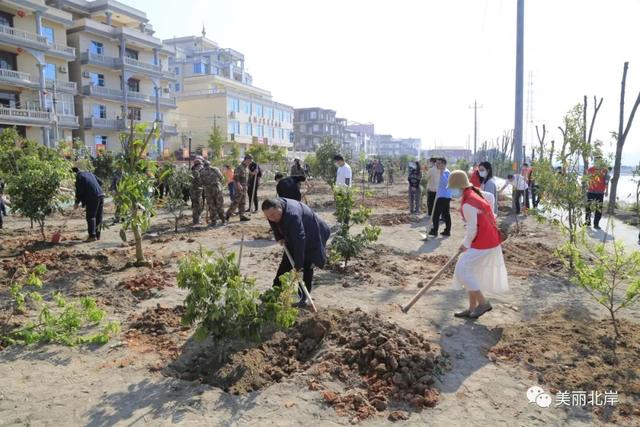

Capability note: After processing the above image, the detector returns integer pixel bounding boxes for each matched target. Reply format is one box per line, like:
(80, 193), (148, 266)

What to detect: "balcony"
(80, 51), (118, 69)
(0, 68), (77, 93)
(0, 107), (52, 126)
(83, 84), (123, 101)
(0, 25), (75, 59)
(56, 114), (79, 128)
(118, 56), (162, 77)
(83, 117), (125, 131)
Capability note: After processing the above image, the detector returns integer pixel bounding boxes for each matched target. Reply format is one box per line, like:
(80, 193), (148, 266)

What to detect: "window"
(127, 78), (140, 92)
(0, 11), (13, 27)
(253, 103), (263, 117)
(264, 107), (273, 120)
(309, 111), (317, 120)
(174, 82), (181, 92)
(174, 66), (180, 75)
(229, 120), (240, 135)
(267, 126), (274, 138)
(94, 135), (107, 146)
(241, 100), (251, 115)
(312, 124), (320, 132)
(93, 104), (106, 119)
(244, 123), (252, 136)
(90, 72), (105, 87)
(128, 107), (141, 121)
(193, 63), (204, 74)
(255, 125), (264, 137)
(90, 41), (104, 55)
(43, 63), (56, 80)
(211, 66), (218, 75)
(0, 51), (16, 70)
(42, 26), (54, 44)
(227, 97), (240, 112)
(125, 48), (139, 60)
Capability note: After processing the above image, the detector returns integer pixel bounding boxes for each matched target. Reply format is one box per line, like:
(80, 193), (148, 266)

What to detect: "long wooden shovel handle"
(237, 232), (245, 269)
(283, 246), (318, 313)
(401, 249), (463, 314)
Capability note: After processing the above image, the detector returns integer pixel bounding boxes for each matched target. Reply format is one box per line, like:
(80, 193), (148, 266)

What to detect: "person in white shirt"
(499, 173), (528, 214)
(425, 157), (440, 216)
(334, 154), (352, 188)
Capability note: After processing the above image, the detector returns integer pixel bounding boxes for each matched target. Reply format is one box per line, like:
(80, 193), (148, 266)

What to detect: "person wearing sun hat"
(447, 170), (509, 319)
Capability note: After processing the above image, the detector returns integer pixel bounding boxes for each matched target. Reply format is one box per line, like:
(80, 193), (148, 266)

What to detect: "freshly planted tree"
(114, 122), (158, 265)
(331, 187), (381, 267)
(313, 139), (342, 184)
(559, 235), (640, 341)
(3, 154), (72, 240)
(207, 125), (226, 162)
(162, 165), (192, 232)
(177, 248), (298, 360)
(92, 151), (118, 187)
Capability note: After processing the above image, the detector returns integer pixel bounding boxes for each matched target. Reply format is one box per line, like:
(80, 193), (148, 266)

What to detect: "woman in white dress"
(447, 170), (509, 319)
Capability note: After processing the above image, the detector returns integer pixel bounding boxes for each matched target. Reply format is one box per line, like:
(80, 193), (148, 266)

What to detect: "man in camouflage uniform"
(200, 160), (226, 226)
(190, 158), (205, 224)
(225, 154), (252, 222)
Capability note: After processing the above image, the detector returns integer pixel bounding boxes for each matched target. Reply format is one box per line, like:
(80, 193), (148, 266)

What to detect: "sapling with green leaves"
(177, 248), (298, 361)
(114, 122), (159, 265)
(162, 165), (192, 232)
(558, 232), (640, 341)
(3, 265), (120, 347)
(331, 186), (381, 267)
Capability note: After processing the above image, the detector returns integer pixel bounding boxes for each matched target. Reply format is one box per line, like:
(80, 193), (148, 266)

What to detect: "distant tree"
(313, 138), (342, 184)
(608, 62), (640, 214)
(207, 125), (225, 162)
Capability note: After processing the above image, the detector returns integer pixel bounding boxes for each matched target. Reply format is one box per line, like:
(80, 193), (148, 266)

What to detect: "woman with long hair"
(478, 161), (498, 214)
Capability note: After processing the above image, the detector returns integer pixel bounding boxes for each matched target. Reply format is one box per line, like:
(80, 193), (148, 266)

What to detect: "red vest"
(587, 166), (607, 193)
(460, 188), (501, 249)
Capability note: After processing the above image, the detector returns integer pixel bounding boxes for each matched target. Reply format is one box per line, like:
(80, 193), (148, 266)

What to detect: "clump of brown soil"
(363, 195), (408, 210)
(167, 308), (446, 422)
(119, 272), (172, 299)
(125, 305), (190, 363)
(370, 213), (420, 226)
(501, 240), (563, 277)
(2, 250), (62, 274)
(489, 309), (640, 423)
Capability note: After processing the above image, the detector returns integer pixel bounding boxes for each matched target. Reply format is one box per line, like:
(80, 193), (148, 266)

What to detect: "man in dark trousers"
(246, 157), (262, 213)
(262, 198), (330, 307)
(73, 167), (105, 241)
(275, 172), (306, 201)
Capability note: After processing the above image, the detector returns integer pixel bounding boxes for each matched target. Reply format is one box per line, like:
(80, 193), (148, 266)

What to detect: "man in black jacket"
(73, 167), (105, 241)
(246, 159), (262, 213)
(275, 172), (306, 201)
(262, 198), (330, 307)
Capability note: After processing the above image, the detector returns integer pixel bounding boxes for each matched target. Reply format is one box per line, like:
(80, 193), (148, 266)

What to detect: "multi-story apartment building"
(50, 0), (178, 156)
(345, 122), (374, 156)
(293, 107), (346, 152)
(164, 34), (293, 156)
(0, 0), (78, 146)
(372, 135), (421, 158)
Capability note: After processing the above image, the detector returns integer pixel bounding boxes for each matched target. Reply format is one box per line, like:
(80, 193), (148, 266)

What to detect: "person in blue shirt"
(429, 158), (452, 237)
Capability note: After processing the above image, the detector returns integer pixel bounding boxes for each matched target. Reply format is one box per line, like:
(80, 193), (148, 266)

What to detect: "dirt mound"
(501, 240), (563, 276)
(167, 308), (446, 422)
(128, 304), (186, 335)
(363, 195), (408, 210)
(1, 250), (62, 274)
(370, 213), (420, 226)
(489, 309), (640, 423)
(119, 272), (172, 299)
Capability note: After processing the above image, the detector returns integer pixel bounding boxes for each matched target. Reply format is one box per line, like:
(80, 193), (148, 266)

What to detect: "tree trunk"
(548, 140), (555, 163)
(39, 220), (45, 241)
(133, 224), (144, 264)
(609, 62), (640, 214)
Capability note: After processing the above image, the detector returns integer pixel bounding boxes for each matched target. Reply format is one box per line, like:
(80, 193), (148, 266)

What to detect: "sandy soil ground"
(0, 180), (638, 427)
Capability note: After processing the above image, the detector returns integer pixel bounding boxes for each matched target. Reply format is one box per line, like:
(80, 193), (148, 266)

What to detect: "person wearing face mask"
(470, 163), (482, 188)
(334, 154), (352, 188)
(478, 161), (498, 214)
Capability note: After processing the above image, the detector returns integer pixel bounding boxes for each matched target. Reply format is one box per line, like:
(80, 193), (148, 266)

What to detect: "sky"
(131, 0), (640, 165)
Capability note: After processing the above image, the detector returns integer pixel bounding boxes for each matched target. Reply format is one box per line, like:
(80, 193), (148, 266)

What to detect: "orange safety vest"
(460, 188), (502, 250)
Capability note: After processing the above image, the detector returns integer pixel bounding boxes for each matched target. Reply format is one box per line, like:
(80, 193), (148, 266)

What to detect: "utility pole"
(469, 100), (482, 163)
(52, 81), (59, 145)
(188, 130), (192, 167)
(513, 0), (525, 171)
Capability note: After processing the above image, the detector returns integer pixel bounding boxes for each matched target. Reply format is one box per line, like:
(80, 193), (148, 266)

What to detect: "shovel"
(283, 245), (318, 313)
(420, 194), (439, 240)
(400, 249), (462, 313)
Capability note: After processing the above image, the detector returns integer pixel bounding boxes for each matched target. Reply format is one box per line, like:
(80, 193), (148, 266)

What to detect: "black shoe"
(224, 213), (230, 221)
(594, 224), (601, 230)
(240, 216), (251, 222)
(428, 230), (437, 237)
(585, 222), (591, 227)
(441, 230), (451, 237)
